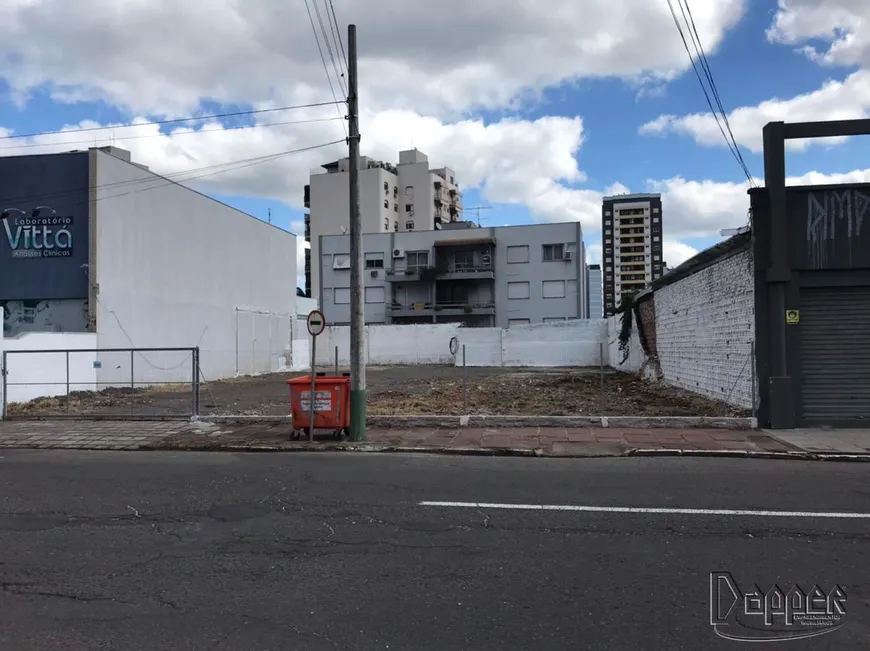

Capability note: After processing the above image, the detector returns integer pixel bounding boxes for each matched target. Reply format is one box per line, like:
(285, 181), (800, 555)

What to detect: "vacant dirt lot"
(8, 365), (749, 418)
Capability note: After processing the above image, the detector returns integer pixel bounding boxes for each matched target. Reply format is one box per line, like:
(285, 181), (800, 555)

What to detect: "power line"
(304, 0), (348, 137)
(680, 0), (755, 186)
(326, 0), (349, 71)
(0, 100), (343, 142)
(666, 0), (756, 187)
(0, 139), (344, 209)
(0, 116), (343, 152)
(313, 0), (346, 96)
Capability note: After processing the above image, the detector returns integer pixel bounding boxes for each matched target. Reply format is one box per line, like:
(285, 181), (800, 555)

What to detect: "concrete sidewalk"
(2, 419), (867, 459)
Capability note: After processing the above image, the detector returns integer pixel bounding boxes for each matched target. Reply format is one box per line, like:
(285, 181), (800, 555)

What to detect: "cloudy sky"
(1, 0), (869, 288)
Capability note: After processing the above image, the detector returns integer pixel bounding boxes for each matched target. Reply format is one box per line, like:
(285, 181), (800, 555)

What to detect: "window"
(506, 245), (529, 264)
(543, 317), (566, 323)
(394, 203), (398, 212)
(393, 186), (398, 197)
(384, 219), (389, 231)
(543, 243), (564, 261)
(605, 257), (612, 263)
(508, 281), (530, 300)
(449, 176), (454, 184)
(334, 288), (351, 304)
(365, 252), (384, 269)
(509, 318), (530, 326)
(652, 216), (659, 223)
(605, 228), (612, 235)
(605, 237), (612, 244)
(542, 280), (566, 298)
(384, 199), (389, 208)
(405, 203), (414, 215)
(653, 254), (661, 261)
(332, 254), (350, 270)
(605, 211), (612, 216)
(406, 220), (415, 230)
(453, 250), (475, 268)
(407, 251), (429, 268)
(393, 221), (399, 232)
(365, 286), (385, 304)
(383, 181), (389, 192)
(404, 185), (414, 197)
(653, 236), (660, 242)
(653, 207), (660, 214)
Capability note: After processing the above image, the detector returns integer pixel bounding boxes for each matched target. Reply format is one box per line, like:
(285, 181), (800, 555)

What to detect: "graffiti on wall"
(2, 299), (89, 337)
(805, 189), (870, 267)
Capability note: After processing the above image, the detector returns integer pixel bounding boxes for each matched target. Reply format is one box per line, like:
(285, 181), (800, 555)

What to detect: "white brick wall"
(654, 249), (756, 408)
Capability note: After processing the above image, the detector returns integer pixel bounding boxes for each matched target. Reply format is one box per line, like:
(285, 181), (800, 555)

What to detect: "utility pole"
(347, 24), (366, 441)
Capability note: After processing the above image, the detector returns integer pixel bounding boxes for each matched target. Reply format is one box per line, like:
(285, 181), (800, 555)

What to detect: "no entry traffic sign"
(307, 310), (326, 337)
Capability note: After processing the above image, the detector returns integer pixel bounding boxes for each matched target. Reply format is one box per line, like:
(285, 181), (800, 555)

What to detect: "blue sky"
(0, 0), (868, 287)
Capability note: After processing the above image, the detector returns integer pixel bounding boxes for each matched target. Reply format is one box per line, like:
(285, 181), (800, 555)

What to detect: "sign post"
(306, 310), (326, 442)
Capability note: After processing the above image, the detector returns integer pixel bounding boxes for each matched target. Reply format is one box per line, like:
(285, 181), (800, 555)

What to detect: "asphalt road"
(0, 451), (867, 650)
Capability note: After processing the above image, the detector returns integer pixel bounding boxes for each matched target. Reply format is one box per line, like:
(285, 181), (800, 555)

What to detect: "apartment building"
(601, 193), (664, 316)
(302, 148), (463, 298)
(586, 264), (603, 318)
(317, 222), (588, 327)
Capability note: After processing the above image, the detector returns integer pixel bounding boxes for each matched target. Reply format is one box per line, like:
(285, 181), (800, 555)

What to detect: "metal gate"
(1, 347), (200, 420)
(799, 286), (870, 425)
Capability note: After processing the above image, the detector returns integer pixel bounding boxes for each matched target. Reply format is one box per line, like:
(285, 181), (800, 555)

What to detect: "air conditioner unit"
(370, 270), (378, 278)
(392, 248), (405, 259)
(564, 251), (573, 261)
(482, 254), (491, 264)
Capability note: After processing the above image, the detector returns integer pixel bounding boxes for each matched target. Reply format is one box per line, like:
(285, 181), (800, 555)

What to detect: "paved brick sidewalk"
(0, 421), (192, 451)
(0, 420), (799, 456)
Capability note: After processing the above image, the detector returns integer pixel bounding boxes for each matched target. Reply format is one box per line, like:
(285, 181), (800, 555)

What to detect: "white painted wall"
(606, 314), (645, 373)
(653, 249), (756, 408)
(93, 150), (297, 384)
(311, 323), (459, 367)
(0, 332), (98, 411)
(460, 320), (607, 367)
(298, 321), (608, 369)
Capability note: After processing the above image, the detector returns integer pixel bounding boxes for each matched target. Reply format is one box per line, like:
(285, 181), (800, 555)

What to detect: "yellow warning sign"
(786, 310), (800, 325)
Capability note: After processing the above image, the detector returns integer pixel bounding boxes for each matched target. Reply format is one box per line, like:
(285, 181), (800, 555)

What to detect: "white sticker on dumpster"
(301, 390), (332, 411)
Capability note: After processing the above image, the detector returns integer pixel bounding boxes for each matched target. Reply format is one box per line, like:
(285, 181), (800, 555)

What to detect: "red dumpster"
(287, 374), (351, 433)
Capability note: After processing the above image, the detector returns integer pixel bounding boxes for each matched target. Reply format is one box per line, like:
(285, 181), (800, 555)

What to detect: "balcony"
(387, 301), (495, 317)
(436, 262), (495, 281)
(385, 266), (436, 282)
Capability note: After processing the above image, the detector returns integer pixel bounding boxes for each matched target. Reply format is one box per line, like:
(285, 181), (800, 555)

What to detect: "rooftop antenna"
(268, 208), (272, 224)
(462, 206), (492, 226)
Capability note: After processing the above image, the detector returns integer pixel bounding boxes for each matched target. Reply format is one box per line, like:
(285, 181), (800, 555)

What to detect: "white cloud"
(767, 1), (870, 69)
(0, 0), (746, 117)
(640, 70), (870, 153)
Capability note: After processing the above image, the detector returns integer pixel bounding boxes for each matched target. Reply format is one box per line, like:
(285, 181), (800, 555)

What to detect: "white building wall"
(92, 149), (297, 383)
(1, 332), (98, 410)
(653, 248), (756, 408)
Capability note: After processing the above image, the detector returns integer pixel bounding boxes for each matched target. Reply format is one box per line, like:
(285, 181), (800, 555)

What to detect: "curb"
(627, 448), (870, 462)
(135, 442), (870, 462)
(193, 414), (757, 429)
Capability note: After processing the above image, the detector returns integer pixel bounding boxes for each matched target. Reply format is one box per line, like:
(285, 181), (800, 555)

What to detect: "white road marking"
(419, 501), (870, 519)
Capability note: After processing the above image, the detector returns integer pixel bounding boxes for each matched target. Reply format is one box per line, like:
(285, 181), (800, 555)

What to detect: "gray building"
(318, 222), (588, 327)
(601, 192), (664, 316)
(586, 264), (602, 318)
